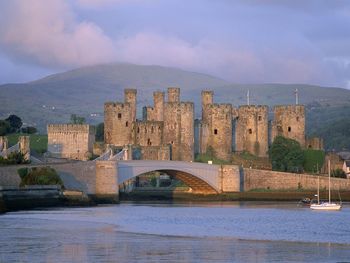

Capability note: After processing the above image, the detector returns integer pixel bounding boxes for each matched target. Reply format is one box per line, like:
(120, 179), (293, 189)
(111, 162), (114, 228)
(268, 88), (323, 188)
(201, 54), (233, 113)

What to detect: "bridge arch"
(118, 160), (221, 193)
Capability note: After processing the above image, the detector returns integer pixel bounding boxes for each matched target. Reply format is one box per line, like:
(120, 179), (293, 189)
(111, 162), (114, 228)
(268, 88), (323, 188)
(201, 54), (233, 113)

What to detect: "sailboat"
(310, 160), (342, 211)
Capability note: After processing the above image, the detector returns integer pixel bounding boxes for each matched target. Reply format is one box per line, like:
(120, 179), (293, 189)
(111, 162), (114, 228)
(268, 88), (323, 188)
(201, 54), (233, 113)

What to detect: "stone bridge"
(95, 160), (241, 200)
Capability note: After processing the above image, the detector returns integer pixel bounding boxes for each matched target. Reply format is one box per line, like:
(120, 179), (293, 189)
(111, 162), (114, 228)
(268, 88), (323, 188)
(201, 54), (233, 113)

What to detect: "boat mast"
(328, 159), (331, 203)
(317, 176), (320, 204)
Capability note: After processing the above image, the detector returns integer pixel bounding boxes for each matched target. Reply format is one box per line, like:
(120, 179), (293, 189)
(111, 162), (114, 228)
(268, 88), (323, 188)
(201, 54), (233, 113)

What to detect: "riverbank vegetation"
(17, 167), (64, 188)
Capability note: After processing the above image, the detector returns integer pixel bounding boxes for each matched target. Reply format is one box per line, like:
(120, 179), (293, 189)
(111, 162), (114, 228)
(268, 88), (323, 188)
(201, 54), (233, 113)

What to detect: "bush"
(21, 126), (37, 134)
(269, 136), (304, 173)
(0, 151), (29, 166)
(331, 168), (346, 178)
(5, 115), (22, 132)
(303, 149), (325, 173)
(18, 166), (64, 188)
(0, 120), (10, 135)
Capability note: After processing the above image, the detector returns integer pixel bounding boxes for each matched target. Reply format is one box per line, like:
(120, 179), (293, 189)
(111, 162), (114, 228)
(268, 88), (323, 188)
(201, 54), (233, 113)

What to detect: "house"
(343, 160), (350, 179)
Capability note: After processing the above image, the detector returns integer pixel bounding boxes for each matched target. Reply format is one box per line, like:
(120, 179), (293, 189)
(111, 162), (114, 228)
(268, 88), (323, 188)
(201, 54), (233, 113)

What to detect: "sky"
(0, 0), (350, 88)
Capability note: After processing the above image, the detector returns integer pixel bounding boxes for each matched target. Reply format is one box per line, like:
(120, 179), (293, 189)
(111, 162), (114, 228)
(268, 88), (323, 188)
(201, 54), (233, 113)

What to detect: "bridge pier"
(95, 160), (119, 203)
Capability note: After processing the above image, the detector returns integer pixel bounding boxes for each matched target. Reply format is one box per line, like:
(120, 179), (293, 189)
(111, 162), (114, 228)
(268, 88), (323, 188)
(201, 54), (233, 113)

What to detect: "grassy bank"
(7, 133), (47, 155)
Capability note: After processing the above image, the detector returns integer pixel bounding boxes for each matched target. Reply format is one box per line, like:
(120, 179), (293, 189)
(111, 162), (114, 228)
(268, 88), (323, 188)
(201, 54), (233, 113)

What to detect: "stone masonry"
(47, 124), (95, 160)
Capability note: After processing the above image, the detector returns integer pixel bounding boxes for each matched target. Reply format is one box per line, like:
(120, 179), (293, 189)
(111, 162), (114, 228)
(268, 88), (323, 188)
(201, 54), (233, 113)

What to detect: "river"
(0, 202), (350, 262)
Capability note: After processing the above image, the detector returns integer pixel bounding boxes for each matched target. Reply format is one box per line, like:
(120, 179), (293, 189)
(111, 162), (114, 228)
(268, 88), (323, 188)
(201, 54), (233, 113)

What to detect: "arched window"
(118, 113), (122, 119)
(214, 129), (218, 135)
(125, 121), (128, 127)
(248, 128), (252, 134)
(288, 126), (291, 132)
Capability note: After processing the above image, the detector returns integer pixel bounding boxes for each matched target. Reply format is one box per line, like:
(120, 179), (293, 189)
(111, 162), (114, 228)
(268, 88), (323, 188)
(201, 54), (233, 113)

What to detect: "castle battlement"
(47, 124), (95, 134)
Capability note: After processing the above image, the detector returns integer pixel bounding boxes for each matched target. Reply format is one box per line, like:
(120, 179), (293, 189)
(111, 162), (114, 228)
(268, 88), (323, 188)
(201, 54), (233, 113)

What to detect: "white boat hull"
(310, 203), (342, 211)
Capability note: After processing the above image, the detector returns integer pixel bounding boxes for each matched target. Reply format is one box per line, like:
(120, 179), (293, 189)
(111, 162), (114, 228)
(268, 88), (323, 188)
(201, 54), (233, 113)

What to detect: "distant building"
(343, 160), (350, 178)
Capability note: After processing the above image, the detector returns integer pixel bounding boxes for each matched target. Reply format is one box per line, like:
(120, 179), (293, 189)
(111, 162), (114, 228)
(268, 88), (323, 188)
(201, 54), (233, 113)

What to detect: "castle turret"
(167, 87), (180, 103)
(124, 89), (137, 121)
(153, 91), (165, 121)
(271, 105), (305, 146)
(235, 105), (268, 157)
(201, 90), (213, 123)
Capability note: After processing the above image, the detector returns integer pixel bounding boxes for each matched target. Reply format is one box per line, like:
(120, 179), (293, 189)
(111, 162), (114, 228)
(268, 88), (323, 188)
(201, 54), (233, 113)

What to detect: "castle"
(47, 87), (312, 161)
(104, 88), (194, 161)
(103, 87), (307, 161)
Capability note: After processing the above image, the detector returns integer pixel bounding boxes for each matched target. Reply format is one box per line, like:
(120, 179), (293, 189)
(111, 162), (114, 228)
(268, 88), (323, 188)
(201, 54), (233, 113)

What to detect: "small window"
(248, 128), (252, 134)
(288, 126), (291, 132)
(296, 117), (299, 121)
(147, 138), (152, 146)
(171, 141), (174, 144)
(137, 127), (140, 133)
(151, 126), (154, 133)
(118, 113), (122, 119)
(125, 121), (128, 127)
(214, 129), (218, 135)
(258, 116), (262, 121)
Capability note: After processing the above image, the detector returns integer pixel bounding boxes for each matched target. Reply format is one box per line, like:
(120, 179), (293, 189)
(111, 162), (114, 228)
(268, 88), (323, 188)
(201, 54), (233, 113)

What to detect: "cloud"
(0, 0), (349, 87)
(0, 0), (117, 68)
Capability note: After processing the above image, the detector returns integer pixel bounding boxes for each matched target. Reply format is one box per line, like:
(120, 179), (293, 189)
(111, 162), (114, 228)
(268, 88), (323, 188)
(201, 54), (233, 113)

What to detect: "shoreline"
(1, 188), (349, 214)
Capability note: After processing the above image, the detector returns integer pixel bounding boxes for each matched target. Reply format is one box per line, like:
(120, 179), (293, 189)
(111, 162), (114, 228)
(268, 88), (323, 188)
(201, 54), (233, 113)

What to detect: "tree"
(70, 114), (86, 124)
(21, 126), (37, 134)
(5, 115), (22, 132)
(269, 136), (304, 173)
(95, 123), (104, 141)
(0, 120), (10, 136)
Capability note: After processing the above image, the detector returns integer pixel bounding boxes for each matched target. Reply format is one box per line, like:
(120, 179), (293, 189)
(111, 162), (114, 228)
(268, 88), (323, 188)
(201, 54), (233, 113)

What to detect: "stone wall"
(132, 121), (163, 147)
(271, 105), (305, 146)
(95, 160), (118, 202)
(0, 161), (96, 194)
(139, 145), (171, 160)
(180, 102), (194, 161)
(104, 102), (132, 146)
(208, 104), (233, 161)
(124, 89), (137, 122)
(235, 105), (268, 157)
(167, 87), (180, 103)
(306, 137), (324, 150)
(244, 168), (350, 191)
(47, 124), (95, 160)
(220, 165), (240, 192)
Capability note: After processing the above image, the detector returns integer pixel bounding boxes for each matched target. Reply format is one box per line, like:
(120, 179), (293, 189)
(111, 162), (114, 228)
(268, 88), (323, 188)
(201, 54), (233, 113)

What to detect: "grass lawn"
(7, 133), (48, 155)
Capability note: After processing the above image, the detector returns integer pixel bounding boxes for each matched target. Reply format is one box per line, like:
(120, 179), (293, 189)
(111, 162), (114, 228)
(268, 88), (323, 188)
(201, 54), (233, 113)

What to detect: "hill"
(1, 63), (350, 150)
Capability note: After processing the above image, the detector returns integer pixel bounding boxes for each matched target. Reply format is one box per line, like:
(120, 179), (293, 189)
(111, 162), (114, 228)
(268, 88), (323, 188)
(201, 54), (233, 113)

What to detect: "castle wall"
(104, 102), (132, 146)
(271, 105), (305, 146)
(235, 105), (268, 157)
(47, 124), (95, 161)
(132, 121), (163, 147)
(306, 137), (324, 150)
(139, 145), (171, 161)
(201, 90), (213, 123)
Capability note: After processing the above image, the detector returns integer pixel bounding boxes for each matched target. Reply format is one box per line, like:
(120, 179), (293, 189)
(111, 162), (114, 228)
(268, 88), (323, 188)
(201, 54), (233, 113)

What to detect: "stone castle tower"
(200, 91), (233, 161)
(105, 87), (194, 161)
(104, 89), (137, 146)
(235, 105), (269, 157)
(271, 105), (305, 147)
(144, 87), (194, 161)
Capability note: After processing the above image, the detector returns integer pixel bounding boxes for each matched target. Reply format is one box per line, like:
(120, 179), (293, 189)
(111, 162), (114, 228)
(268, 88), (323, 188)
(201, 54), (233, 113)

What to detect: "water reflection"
(0, 202), (350, 262)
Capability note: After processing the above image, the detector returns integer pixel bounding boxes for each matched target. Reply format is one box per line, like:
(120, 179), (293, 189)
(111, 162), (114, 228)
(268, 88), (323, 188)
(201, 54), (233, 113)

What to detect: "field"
(7, 133), (48, 155)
